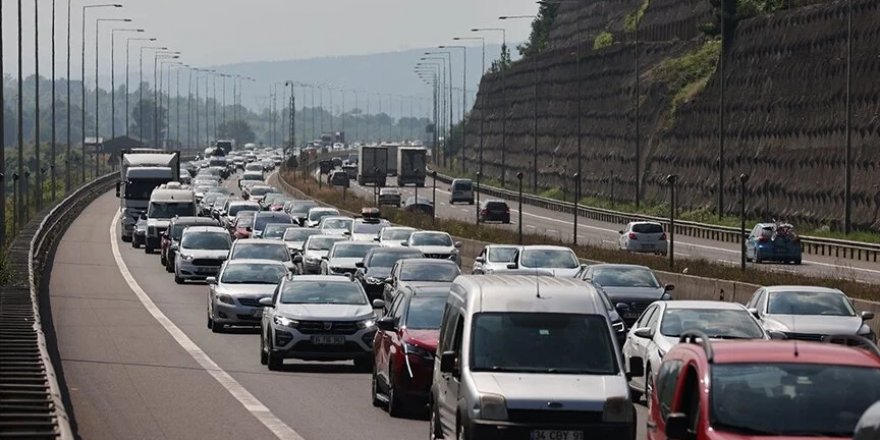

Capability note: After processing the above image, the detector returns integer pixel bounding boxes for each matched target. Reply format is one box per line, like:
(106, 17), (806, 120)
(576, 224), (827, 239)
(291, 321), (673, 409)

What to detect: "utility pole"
(35, 0), (42, 209)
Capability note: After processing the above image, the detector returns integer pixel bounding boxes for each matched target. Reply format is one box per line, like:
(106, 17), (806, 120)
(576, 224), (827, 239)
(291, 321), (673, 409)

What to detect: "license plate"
(311, 335), (345, 345)
(531, 430), (584, 440)
(640, 244), (652, 250)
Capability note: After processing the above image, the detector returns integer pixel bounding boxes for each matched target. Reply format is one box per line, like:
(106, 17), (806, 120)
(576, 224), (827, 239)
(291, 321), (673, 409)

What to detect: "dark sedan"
(355, 247), (425, 301)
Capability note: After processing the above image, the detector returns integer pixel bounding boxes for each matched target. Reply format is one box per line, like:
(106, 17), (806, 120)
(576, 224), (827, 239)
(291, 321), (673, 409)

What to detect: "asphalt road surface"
(49, 185), (650, 440)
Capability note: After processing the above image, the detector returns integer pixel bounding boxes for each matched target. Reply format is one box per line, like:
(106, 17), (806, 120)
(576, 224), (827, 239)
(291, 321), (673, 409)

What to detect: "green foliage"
(517, 3), (560, 56)
(218, 120), (256, 144)
(655, 39), (721, 127)
(734, 0), (785, 19)
(488, 44), (513, 74)
(624, 0), (652, 33)
(593, 31), (615, 50)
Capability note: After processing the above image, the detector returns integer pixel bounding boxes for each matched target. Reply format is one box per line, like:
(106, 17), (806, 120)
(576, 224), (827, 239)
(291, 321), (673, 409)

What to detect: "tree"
(489, 44), (513, 74)
(517, 2), (559, 56)
(128, 99), (167, 144)
(218, 120), (256, 144)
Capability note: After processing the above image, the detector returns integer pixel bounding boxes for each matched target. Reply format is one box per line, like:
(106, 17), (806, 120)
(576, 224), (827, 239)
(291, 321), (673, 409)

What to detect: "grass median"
(279, 168), (879, 302)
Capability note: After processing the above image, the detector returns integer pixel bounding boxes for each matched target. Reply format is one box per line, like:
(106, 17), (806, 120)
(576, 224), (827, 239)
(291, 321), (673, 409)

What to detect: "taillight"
(481, 209), (488, 215)
(628, 232), (638, 240)
(659, 232), (667, 240)
(758, 236), (769, 242)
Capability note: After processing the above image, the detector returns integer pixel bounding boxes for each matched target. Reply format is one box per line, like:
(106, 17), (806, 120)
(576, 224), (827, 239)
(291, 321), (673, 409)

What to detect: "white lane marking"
(109, 214), (304, 440)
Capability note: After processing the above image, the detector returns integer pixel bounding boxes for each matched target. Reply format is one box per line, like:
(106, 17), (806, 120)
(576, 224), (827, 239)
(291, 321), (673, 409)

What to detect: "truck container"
(383, 143), (400, 177)
(358, 145), (388, 187)
(117, 150), (181, 242)
(397, 147), (427, 187)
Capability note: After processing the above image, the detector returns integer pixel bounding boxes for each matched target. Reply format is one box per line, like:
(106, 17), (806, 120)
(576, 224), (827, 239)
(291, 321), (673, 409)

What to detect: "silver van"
(430, 275), (637, 440)
(449, 178), (474, 205)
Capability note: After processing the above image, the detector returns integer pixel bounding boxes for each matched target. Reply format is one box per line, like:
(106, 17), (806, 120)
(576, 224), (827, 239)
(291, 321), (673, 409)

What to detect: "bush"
(624, 0), (652, 33)
(655, 39), (721, 127)
(593, 31), (615, 50)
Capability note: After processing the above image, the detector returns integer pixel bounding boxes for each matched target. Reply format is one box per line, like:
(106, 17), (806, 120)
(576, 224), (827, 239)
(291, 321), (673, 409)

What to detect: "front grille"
(507, 410), (603, 425)
(235, 314), (262, 322)
(193, 259), (223, 267)
(292, 341), (363, 353)
(784, 332), (824, 342)
(237, 297), (262, 307)
(425, 253), (451, 259)
(296, 321), (359, 335)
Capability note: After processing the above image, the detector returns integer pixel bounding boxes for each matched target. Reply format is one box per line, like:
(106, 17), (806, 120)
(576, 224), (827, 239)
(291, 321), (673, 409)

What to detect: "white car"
(404, 231), (460, 265)
(305, 207), (340, 228)
(318, 216), (355, 236)
(622, 300), (771, 403)
(174, 226), (232, 284)
(618, 221), (667, 256)
(376, 226), (416, 248)
(228, 239), (295, 272)
(321, 242), (380, 276)
(472, 244), (520, 274)
(206, 259), (289, 332)
(348, 218), (390, 242)
(509, 245), (581, 277)
(298, 235), (350, 274)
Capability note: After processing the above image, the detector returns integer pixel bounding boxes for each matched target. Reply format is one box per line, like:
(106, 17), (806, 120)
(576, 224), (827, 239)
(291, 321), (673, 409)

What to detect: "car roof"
(309, 207), (338, 212)
(171, 217), (216, 224)
(255, 212), (290, 218)
(321, 216), (353, 221)
(761, 285), (845, 294)
(229, 201), (260, 207)
(520, 245), (575, 252)
(589, 263), (652, 271)
(399, 258), (458, 266)
(234, 238), (285, 245)
(181, 226), (228, 234)
(663, 300), (748, 310)
(702, 341), (880, 367)
(224, 258), (287, 267)
(368, 247), (423, 255)
(150, 189), (194, 201)
(285, 275), (359, 283)
(485, 244), (520, 249)
(411, 230), (449, 236)
(452, 275), (605, 315)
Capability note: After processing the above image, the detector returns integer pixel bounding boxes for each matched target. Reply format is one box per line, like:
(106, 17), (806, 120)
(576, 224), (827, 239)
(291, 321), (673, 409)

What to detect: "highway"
(331, 171), (880, 284)
(48, 179), (650, 439)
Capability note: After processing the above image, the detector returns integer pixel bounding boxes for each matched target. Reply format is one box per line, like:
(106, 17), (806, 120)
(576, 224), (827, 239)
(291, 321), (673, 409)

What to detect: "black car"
(382, 258), (460, 307)
(329, 170), (350, 188)
(355, 247), (425, 300)
(403, 196), (434, 217)
(479, 200), (511, 224)
(331, 157), (343, 168)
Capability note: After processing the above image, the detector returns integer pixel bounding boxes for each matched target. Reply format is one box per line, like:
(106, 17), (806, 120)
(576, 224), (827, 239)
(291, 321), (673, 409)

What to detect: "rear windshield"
(289, 203), (318, 215)
(228, 204), (259, 217)
(405, 295), (447, 329)
(331, 244), (377, 259)
(453, 181), (472, 191)
(632, 223), (663, 234)
(307, 236), (347, 251)
(400, 263), (460, 282)
(242, 173), (263, 181)
(486, 202), (508, 210)
(181, 232), (230, 250)
(284, 229), (321, 242)
(488, 247), (518, 263)
(767, 291), (854, 316)
(368, 251), (422, 268)
(592, 267), (660, 288)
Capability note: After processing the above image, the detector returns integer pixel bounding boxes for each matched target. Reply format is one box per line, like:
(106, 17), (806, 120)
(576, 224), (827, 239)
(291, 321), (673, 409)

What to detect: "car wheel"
(644, 366), (654, 404)
(267, 337), (284, 371)
(371, 367), (383, 408)
(207, 315), (213, 329)
(121, 234), (132, 243)
(429, 403), (443, 440)
(755, 252), (763, 264)
(793, 258), (802, 265)
(387, 375), (405, 417)
(174, 274), (184, 284)
(145, 244), (154, 254)
(456, 419), (470, 440)
(211, 322), (224, 333)
(160, 254), (167, 266)
(165, 259), (173, 273)
(131, 235), (141, 248)
(259, 332), (269, 365)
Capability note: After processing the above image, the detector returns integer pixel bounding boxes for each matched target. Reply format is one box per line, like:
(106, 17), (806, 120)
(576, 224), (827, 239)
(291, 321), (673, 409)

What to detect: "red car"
(648, 333), (880, 440)
(232, 216), (254, 240)
(371, 285), (449, 417)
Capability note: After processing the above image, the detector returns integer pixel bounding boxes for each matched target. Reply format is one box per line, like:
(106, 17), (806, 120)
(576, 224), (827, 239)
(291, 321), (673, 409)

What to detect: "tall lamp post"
(425, 51), (453, 168)
(154, 52), (180, 147)
(499, 15), (539, 192)
(138, 45), (166, 141)
(125, 37), (157, 137)
(454, 36), (486, 179)
(111, 28), (144, 140)
(420, 56), (449, 164)
(95, 17), (132, 175)
(439, 45), (468, 176)
(472, 27), (507, 185)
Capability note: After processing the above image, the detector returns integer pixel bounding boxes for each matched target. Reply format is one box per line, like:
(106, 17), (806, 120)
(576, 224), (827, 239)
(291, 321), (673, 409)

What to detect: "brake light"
(481, 209), (488, 215)
(758, 236), (769, 242)
(628, 232), (638, 240)
(659, 232), (667, 240)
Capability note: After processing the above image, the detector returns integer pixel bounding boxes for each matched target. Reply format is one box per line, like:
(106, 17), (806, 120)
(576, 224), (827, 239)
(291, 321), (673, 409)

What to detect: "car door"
(376, 294), (404, 389)
(473, 247), (487, 274)
(386, 294), (409, 386)
(647, 359), (684, 440)
(383, 262), (401, 305)
(438, 309), (464, 436)
(619, 224), (630, 249)
(626, 304), (659, 391)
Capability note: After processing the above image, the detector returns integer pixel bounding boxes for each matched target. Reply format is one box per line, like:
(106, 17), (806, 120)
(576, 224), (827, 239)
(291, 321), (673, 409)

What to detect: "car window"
(280, 281), (367, 305)
(231, 244), (289, 261)
(656, 360), (683, 419)
(307, 237), (346, 251)
(368, 251), (421, 267)
(284, 229), (320, 241)
(438, 304), (458, 352)
(767, 291), (855, 316)
(660, 309), (764, 339)
(331, 244), (375, 259)
(520, 248), (579, 269)
(387, 292), (404, 317)
(645, 306), (662, 330)
(746, 289), (763, 309)
(322, 218), (353, 230)
(410, 233), (452, 246)
(487, 247), (517, 263)
(634, 305), (657, 329)
(382, 229), (413, 241)
(405, 295), (447, 330)
(221, 264), (288, 284)
(632, 223), (664, 234)
(592, 267), (661, 288)
(399, 263), (461, 282)
(181, 232), (230, 250)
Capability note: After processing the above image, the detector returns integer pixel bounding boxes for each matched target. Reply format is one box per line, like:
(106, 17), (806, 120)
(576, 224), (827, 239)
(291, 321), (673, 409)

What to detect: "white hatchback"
(618, 222), (667, 256)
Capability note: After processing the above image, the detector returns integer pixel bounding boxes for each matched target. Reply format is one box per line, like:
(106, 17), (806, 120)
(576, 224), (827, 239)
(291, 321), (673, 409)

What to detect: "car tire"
(259, 332), (269, 365)
(644, 366), (654, 404)
(207, 316), (213, 329)
(145, 244), (154, 254)
(353, 356), (372, 372)
(121, 235), (132, 243)
(387, 373), (405, 417)
(371, 367), (383, 408)
(131, 235), (141, 248)
(793, 258), (802, 265)
(165, 260), (173, 273)
(211, 322), (224, 333)
(456, 419), (470, 440)
(160, 254), (167, 266)
(174, 274), (184, 284)
(429, 403), (443, 440)
(266, 336), (284, 371)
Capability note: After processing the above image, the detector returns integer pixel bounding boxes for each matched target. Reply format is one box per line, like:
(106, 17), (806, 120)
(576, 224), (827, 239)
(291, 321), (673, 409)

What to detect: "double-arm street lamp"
(138, 46), (167, 141)
(154, 51), (180, 147)
(454, 36), (486, 178)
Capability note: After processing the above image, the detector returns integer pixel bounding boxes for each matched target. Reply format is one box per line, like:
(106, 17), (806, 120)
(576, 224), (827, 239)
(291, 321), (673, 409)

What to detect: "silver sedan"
(206, 259), (289, 333)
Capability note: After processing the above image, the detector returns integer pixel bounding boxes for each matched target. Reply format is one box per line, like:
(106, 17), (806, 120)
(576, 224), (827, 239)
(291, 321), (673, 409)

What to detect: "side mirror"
(454, 241), (462, 249)
(748, 307), (760, 319)
(664, 413), (690, 440)
(862, 311), (875, 321)
(474, 256), (486, 264)
(258, 297), (274, 308)
(205, 277), (217, 285)
(373, 237), (380, 242)
(292, 255), (303, 264)
(384, 277), (393, 285)
(376, 316), (396, 331)
(321, 256), (329, 260)
(372, 299), (386, 310)
(439, 351), (458, 375)
(618, 230), (624, 235)
(506, 263), (518, 270)
(355, 261), (364, 268)
(139, 213), (148, 221)
(767, 330), (787, 340)
(615, 303), (631, 314)
(633, 327), (654, 339)
(628, 359), (644, 379)
(664, 284), (675, 292)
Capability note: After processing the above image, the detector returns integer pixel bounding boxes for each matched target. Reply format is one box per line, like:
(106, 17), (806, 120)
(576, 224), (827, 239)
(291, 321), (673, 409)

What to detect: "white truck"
(383, 142), (400, 177)
(397, 146), (427, 187)
(117, 150), (181, 242)
(357, 145), (388, 187)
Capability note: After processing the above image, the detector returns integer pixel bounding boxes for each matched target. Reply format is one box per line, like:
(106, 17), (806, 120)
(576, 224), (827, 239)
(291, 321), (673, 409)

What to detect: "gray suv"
(174, 226), (232, 284)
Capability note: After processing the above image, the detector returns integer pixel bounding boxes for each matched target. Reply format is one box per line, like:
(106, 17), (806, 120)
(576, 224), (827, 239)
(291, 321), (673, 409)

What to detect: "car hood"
(404, 329), (439, 352)
(276, 303), (373, 320)
(411, 245), (455, 254)
(321, 228), (348, 236)
(521, 267), (580, 277)
(762, 314), (864, 334)
(147, 219), (172, 228)
(350, 233), (378, 242)
(600, 286), (667, 301)
(328, 258), (363, 269)
(304, 250), (329, 259)
(215, 283), (277, 297)
(179, 249), (229, 259)
(470, 372), (627, 410)
(364, 267), (392, 279)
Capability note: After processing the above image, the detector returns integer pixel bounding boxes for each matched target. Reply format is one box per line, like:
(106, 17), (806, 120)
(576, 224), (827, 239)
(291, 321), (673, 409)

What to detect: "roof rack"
(679, 330), (715, 363)
(822, 334), (880, 357)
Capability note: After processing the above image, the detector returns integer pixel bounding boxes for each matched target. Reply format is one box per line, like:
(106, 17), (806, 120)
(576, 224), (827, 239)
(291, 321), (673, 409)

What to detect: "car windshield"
(453, 181), (472, 191)
(149, 202), (195, 219)
(353, 222), (386, 234)
(488, 247), (518, 263)
(124, 179), (171, 200)
(235, 217), (254, 228)
(592, 267), (660, 288)
(368, 251), (421, 268)
(280, 281), (367, 305)
(331, 244), (376, 259)
(254, 215), (292, 231)
(171, 223), (195, 240)
(284, 229), (320, 242)
(228, 204), (259, 217)
(242, 173), (263, 180)
(289, 203), (318, 215)
(520, 249), (579, 269)
(711, 363), (880, 436)
(309, 210), (338, 221)
(221, 264), (288, 284)
(471, 313), (618, 375)
(400, 263), (460, 282)
(307, 237), (346, 251)
(231, 244), (289, 261)
(411, 233), (452, 246)
(632, 223), (664, 233)
(660, 309), (764, 339)
(405, 295), (446, 329)
(322, 219), (353, 230)
(262, 225), (289, 239)
(181, 232), (230, 250)
(250, 187), (275, 196)
(382, 229), (413, 241)
(767, 291), (855, 316)
(207, 188), (232, 196)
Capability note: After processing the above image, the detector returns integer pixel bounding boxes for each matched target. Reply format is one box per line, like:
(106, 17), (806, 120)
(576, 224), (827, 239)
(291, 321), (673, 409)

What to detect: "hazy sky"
(2, 0), (537, 76)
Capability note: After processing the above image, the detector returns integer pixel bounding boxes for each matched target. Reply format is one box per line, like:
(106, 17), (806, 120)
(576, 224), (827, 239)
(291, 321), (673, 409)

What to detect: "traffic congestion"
(118, 145), (880, 440)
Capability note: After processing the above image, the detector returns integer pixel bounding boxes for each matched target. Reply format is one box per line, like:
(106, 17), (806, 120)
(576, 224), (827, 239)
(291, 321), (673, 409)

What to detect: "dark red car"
(648, 333), (880, 440)
(232, 216), (254, 240)
(371, 285), (449, 417)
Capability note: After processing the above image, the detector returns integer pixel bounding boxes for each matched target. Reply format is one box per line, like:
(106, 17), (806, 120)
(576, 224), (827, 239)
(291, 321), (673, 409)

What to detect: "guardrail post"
(517, 172), (524, 245)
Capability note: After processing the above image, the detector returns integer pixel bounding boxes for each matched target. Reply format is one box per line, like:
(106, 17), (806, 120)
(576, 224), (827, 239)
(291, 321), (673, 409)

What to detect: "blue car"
(746, 222), (802, 264)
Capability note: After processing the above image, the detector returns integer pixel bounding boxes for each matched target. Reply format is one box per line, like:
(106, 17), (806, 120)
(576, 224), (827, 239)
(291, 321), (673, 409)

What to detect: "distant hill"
(208, 45), (505, 117)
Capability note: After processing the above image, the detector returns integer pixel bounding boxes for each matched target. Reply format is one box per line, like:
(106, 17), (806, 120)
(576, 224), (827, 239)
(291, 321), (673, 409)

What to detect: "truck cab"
(117, 151), (181, 242)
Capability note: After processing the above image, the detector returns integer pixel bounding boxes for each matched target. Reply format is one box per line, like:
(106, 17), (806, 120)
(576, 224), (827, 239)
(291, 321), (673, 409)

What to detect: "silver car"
(206, 259), (289, 332)
(282, 228), (322, 257)
(258, 275), (382, 371)
(348, 218), (390, 242)
(174, 226), (232, 284)
(306, 207), (340, 228)
(472, 244), (520, 274)
(228, 239), (295, 272)
(510, 245), (582, 277)
(746, 285), (876, 342)
(299, 235), (349, 274)
(376, 226), (416, 248)
(318, 216), (355, 236)
(321, 242), (380, 276)
(405, 231), (460, 264)
(618, 221), (667, 256)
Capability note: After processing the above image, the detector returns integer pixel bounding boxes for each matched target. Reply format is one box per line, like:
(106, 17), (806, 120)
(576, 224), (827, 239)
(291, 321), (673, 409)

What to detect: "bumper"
(302, 260), (323, 274)
(481, 213), (510, 223)
(213, 302), (263, 326)
(623, 243), (667, 253)
(176, 260), (222, 279)
(271, 327), (376, 361)
(469, 420), (634, 440)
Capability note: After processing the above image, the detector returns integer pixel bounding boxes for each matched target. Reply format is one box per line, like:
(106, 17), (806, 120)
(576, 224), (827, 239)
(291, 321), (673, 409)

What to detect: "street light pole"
(111, 28), (143, 140)
(126, 38), (156, 138)
(96, 18), (132, 175)
(440, 45), (468, 176)
(472, 28), (506, 185)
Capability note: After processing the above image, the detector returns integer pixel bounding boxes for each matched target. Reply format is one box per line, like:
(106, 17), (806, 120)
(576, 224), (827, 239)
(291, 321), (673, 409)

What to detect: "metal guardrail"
(1, 172), (117, 439)
(429, 171), (879, 263)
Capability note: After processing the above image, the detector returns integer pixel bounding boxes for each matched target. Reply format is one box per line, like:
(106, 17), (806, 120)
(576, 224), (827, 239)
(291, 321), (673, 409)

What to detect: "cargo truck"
(397, 147), (427, 187)
(358, 145), (388, 187)
(383, 143), (400, 177)
(116, 150), (181, 242)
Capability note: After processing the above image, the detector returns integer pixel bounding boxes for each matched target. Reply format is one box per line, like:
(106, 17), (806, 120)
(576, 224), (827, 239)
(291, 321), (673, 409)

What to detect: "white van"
(137, 186), (197, 253)
(430, 275), (637, 440)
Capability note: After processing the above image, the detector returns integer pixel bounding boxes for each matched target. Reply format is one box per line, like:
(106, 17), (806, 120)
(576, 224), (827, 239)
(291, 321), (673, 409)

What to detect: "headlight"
(612, 322), (626, 333)
(478, 393), (508, 421)
(180, 254), (194, 262)
(356, 319), (376, 329)
(217, 294), (235, 305)
(404, 343), (434, 360)
(603, 397), (634, 423)
(366, 277), (383, 285)
(273, 315), (300, 328)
